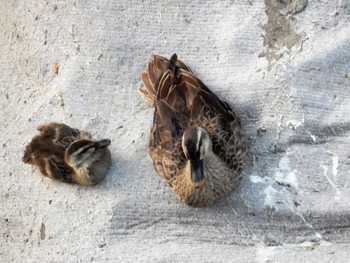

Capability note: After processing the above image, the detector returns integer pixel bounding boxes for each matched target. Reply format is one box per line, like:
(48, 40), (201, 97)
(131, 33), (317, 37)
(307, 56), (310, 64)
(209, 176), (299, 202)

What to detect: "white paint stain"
(287, 113), (305, 129)
(332, 155), (339, 177)
(297, 113), (317, 142)
(249, 174), (266, 184)
(276, 156), (298, 189)
(250, 174), (284, 209)
(258, 154), (326, 243)
(253, 155), (299, 210)
(288, 119), (303, 129)
(264, 185), (278, 207)
(321, 164), (341, 200)
(306, 130), (317, 142)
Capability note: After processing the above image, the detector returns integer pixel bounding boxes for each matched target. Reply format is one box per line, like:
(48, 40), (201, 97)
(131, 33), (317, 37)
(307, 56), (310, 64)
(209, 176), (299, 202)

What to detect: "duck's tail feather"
(139, 54), (192, 106)
(167, 53), (179, 77)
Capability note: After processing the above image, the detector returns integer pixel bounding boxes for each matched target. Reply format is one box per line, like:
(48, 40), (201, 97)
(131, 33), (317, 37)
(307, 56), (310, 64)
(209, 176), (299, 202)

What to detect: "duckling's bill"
(95, 139), (111, 149)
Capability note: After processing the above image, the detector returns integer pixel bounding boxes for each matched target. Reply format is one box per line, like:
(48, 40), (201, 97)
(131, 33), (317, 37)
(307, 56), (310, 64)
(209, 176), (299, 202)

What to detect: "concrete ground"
(1, 0), (350, 262)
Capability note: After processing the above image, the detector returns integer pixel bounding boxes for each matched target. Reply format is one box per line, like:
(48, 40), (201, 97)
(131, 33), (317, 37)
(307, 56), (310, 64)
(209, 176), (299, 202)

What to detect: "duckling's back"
(23, 134), (74, 183)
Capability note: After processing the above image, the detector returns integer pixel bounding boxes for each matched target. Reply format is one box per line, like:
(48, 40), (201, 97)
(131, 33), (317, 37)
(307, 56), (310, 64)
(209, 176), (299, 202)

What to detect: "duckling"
(22, 123), (111, 186)
(139, 54), (247, 207)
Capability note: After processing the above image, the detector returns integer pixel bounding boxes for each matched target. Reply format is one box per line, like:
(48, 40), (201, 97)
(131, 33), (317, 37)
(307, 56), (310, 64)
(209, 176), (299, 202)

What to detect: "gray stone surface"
(1, 0), (350, 262)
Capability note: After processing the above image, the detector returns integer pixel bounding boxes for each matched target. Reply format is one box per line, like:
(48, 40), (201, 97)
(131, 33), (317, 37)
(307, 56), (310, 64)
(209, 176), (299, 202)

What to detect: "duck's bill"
(190, 159), (205, 188)
(95, 139), (111, 149)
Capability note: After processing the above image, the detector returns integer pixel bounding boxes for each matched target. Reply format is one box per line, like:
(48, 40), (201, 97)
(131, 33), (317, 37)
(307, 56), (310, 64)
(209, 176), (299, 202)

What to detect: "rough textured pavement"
(1, 0), (350, 262)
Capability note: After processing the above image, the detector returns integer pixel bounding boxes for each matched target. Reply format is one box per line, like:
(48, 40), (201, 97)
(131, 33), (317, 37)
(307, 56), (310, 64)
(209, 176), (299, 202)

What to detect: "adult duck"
(139, 54), (247, 207)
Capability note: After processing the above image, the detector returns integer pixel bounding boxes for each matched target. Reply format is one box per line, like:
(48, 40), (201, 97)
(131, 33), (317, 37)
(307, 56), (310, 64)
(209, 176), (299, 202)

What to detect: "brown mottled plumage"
(139, 54), (247, 207)
(23, 123), (111, 186)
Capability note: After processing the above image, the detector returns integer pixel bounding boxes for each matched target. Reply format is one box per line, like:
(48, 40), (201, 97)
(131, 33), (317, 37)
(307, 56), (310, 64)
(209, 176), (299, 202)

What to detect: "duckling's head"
(65, 139), (111, 168)
(182, 126), (212, 188)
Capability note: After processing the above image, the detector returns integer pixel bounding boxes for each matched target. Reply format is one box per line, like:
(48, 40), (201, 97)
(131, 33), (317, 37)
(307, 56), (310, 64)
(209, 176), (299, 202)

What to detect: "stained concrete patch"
(260, 0), (307, 69)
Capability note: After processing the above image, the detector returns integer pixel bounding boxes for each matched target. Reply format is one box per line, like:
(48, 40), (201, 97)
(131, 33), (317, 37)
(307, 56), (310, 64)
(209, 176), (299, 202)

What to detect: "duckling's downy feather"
(23, 123), (111, 186)
(139, 54), (247, 207)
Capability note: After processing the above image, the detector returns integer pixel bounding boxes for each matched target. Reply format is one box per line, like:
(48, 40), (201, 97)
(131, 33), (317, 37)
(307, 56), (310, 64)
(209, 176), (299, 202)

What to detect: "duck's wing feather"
(139, 54), (192, 106)
(149, 99), (188, 182)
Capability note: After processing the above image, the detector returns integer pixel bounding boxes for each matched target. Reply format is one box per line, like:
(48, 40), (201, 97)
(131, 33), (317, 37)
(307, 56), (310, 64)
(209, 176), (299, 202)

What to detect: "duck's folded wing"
(151, 100), (185, 149)
(149, 100), (187, 181)
(190, 89), (238, 125)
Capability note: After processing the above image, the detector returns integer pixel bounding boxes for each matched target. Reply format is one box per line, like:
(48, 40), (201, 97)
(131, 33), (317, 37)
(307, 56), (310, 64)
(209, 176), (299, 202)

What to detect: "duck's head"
(65, 138), (111, 168)
(182, 126), (212, 188)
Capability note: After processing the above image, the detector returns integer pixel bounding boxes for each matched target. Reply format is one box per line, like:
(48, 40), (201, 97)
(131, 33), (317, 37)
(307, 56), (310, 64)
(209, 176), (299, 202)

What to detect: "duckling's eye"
(71, 129), (80, 137)
(60, 137), (73, 146)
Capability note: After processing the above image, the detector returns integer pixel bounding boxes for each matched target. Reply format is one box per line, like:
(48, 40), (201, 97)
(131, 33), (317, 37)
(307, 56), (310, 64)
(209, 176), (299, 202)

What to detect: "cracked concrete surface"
(1, 0), (350, 262)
